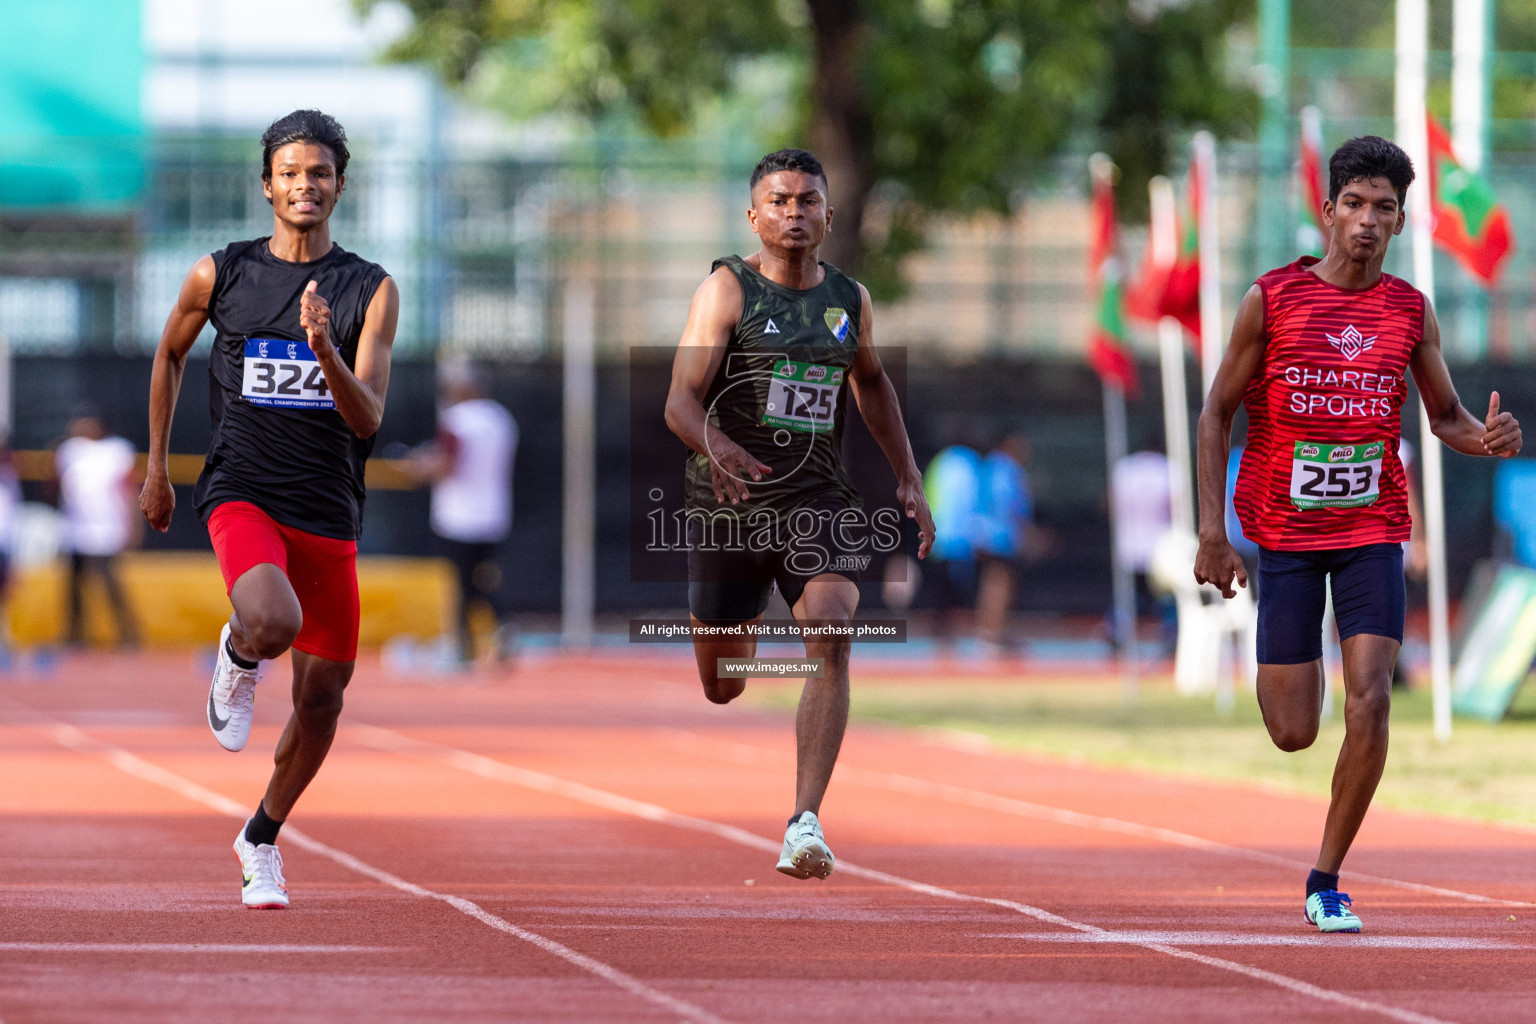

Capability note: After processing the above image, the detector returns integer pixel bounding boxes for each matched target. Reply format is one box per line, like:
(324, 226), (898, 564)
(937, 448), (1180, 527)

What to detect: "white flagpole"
(1452, 0), (1488, 172)
(1194, 132), (1223, 399)
(1091, 153), (1140, 700)
(1300, 105), (1328, 255)
(1104, 381), (1139, 701)
(1150, 176), (1195, 536)
(562, 280), (597, 648)
(1452, 0), (1492, 358)
(1397, 0), (1453, 743)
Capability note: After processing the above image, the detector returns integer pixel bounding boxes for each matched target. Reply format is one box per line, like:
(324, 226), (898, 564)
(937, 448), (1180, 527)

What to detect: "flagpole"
(1104, 381), (1139, 702)
(1397, 0), (1453, 743)
(1453, 0), (1490, 361)
(1151, 176), (1195, 536)
(1194, 132), (1223, 399)
(1299, 105), (1329, 255)
(1090, 152), (1140, 701)
(1452, 0), (1487, 171)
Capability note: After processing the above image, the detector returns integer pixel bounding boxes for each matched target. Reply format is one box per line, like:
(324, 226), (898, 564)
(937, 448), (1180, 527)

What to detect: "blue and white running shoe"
(1305, 890), (1362, 933)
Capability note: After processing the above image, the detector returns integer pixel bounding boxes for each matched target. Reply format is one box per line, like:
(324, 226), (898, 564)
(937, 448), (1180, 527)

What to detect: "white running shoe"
(234, 828), (288, 909)
(776, 810), (835, 879)
(208, 623), (260, 752)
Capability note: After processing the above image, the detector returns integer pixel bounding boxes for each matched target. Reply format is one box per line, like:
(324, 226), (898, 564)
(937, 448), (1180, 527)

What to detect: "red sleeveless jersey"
(1232, 256), (1422, 551)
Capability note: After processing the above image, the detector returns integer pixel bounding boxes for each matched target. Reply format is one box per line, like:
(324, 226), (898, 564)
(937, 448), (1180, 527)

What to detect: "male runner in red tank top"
(1195, 136), (1521, 933)
(141, 111), (399, 910)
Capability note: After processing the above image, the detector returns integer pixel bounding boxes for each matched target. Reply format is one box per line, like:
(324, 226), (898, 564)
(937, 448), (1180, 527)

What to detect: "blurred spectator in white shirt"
(1111, 448), (1174, 654)
(409, 362), (518, 664)
(55, 412), (140, 647)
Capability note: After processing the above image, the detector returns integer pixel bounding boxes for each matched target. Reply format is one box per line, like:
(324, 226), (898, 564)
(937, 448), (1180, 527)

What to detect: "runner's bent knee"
(1343, 682), (1390, 733)
(232, 591), (302, 659)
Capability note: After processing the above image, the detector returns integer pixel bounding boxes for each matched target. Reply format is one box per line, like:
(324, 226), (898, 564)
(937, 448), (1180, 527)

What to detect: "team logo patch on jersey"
(824, 308), (851, 342)
(764, 318), (780, 334)
(1326, 324), (1377, 360)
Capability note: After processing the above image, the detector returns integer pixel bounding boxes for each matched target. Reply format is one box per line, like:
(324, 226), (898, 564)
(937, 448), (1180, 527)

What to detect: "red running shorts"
(207, 500), (360, 663)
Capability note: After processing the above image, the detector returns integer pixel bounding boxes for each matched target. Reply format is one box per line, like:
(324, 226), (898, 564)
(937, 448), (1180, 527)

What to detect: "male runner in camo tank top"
(665, 149), (934, 879)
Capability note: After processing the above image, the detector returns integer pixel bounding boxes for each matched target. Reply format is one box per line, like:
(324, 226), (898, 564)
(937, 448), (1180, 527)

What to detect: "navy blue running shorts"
(1255, 543), (1405, 665)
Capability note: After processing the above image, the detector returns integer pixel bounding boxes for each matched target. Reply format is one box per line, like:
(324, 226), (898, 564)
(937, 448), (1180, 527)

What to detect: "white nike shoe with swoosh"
(208, 623), (260, 752)
(234, 828), (288, 909)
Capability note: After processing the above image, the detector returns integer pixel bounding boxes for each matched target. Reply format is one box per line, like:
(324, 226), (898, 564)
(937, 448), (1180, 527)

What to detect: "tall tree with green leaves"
(365, 0), (1255, 293)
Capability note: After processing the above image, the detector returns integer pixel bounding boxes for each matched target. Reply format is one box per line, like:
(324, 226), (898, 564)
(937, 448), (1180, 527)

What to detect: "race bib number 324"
(1289, 440), (1385, 510)
(242, 338), (334, 409)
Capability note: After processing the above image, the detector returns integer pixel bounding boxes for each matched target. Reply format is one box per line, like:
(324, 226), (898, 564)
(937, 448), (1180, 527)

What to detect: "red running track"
(2, 651), (1534, 1023)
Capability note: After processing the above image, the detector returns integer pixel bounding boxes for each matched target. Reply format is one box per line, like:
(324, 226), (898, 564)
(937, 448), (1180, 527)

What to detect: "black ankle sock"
(1306, 869), (1340, 897)
(245, 803), (283, 847)
(787, 812), (804, 827)
(225, 637), (258, 670)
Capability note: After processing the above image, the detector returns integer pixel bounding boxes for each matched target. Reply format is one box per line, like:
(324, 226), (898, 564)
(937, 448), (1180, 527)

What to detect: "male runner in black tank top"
(140, 110), (399, 909)
(665, 149), (935, 879)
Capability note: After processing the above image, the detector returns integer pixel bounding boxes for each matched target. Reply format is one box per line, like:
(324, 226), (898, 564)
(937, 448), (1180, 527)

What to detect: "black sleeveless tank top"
(192, 238), (390, 540)
(682, 255), (862, 515)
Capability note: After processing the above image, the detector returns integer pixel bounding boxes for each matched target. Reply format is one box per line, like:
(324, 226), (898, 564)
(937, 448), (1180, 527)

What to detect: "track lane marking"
(979, 931), (1526, 950)
(351, 723), (1460, 1024)
(0, 943), (400, 954)
(41, 723), (734, 1024)
(659, 727), (1536, 909)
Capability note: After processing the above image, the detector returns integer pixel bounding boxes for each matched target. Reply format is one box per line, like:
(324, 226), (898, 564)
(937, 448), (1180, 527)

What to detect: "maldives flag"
(1297, 106), (1327, 256)
(1426, 113), (1514, 286)
(1088, 155), (1138, 395)
(1162, 158), (1202, 338)
(1125, 169), (1199, 339)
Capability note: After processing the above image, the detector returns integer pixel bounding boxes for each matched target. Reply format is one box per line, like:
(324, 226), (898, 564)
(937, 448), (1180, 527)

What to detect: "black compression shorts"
(686, 500), (873, 625)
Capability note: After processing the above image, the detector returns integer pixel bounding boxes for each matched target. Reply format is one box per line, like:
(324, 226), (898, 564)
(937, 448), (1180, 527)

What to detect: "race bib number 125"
(1289, 440), (1384, 510)
(763, 359), (844, 434)
(242, 338), (334, 409)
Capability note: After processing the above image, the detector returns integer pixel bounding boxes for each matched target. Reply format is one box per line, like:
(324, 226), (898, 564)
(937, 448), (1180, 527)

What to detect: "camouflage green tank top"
(683, 255), (863, 515)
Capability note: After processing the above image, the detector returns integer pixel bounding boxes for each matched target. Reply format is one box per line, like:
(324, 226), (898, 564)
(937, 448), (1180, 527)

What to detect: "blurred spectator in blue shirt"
(975, 434), (1034, 647)
(924, 441), (982, 640)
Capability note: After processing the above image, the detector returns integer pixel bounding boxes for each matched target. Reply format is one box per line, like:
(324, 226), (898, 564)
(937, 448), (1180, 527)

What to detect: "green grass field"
(751, 673), (1536, 828)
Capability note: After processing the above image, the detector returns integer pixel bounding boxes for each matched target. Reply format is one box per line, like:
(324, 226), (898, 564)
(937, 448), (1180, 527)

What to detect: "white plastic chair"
(1149, 529), (1257, 702)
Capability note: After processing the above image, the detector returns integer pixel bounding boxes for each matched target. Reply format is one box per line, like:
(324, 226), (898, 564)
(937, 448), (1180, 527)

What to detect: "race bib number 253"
(1289, 440), (1384, 510)
(242, 338), (334, 409)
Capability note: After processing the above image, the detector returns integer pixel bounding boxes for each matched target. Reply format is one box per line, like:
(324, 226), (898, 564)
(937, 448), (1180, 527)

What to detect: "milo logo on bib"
(1290, 440), (1384, 510)
(763, 358), (841, 434)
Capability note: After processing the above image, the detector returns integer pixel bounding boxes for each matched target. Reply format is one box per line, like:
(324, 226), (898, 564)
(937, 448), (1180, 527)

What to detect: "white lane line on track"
(42, 723), (734, 1024)
(660, 728), (1536, 909)
(350, 723), (1460, 1024)
(0, 943), (401, 954)
(979, 931), (1526, 950)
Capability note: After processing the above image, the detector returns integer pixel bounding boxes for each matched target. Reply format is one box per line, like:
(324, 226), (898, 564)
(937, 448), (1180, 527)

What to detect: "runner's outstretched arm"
(663, 267), (771, 506)
(1410, 303), (1522, 459)
(302, 277), (399, 439)
(1193, 283), (1267, 598)
(847, 283), (934, 560)
(140, 256), (216, 532)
